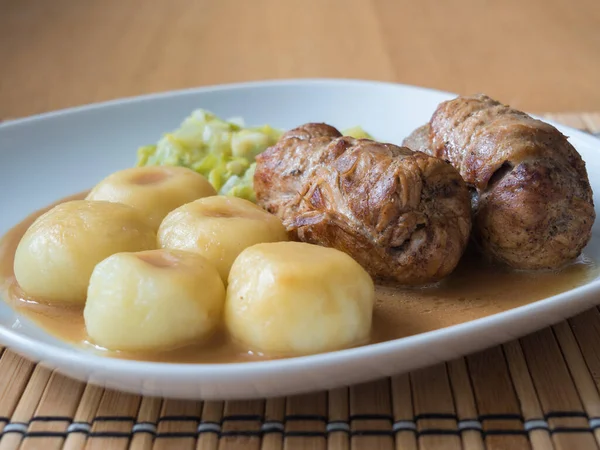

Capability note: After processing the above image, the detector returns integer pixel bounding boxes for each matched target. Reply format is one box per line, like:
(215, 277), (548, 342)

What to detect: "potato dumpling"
(14, 200), (156, 304)
(86, 166), (216, 229)
(225, 242), (375, 355)
(158, 196), (288, 282)
(84, 249), (225, 352)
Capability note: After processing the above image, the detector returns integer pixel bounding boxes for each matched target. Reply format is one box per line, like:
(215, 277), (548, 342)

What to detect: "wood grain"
(0, 351), (36, 429)
(466, 347), (530, 450)
(503, 341), (555, 450)
(410, 364), (461, 450)
(1, 0), (599, 119)
(519, 328), (599, 450)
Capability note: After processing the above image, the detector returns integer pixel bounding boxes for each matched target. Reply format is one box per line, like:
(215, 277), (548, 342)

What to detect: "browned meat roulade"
(254, 123), (472, 285)
(403, 94), (595, 270)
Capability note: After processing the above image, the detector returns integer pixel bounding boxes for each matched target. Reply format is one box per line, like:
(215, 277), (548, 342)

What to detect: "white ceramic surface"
(1, 79), (599, 400)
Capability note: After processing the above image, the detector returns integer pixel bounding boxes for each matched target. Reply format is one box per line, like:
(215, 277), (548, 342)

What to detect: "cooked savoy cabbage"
(136, 109), (373, 202)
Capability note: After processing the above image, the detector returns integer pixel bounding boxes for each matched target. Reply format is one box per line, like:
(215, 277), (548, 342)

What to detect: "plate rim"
(1, 78), (455, 126)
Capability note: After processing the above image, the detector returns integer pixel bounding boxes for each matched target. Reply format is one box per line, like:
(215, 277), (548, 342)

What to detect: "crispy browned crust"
(403, 94), (595, 270)
(402, 124), (431, 154)
(255, 123), (472, 285)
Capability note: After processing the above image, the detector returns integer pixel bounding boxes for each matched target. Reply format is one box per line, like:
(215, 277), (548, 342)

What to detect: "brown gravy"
(1, 193), (597, 363)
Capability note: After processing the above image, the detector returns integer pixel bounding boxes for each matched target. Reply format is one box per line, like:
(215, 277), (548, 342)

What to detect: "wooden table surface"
(1, 0), (599, 118)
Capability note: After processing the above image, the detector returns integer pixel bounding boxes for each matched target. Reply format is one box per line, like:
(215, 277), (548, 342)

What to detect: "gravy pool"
(1, 193), (597, 363)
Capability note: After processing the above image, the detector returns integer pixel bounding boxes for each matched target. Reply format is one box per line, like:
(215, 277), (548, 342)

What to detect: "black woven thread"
(483, 429), (528, 436)
(458, 426), (483, 433)
(8, 427), (599, 439)
(220, 430), (263, 437)
(29, 416), (72, 423)
(479, 414), (524, 421)
(156, 432), (198, 438)
(351, 429), (392, 437)
(284, 431), (326, 437)
(4, 412), (600, 440)
(525, 426), (550, 433)
(350, 414), (393, 422)
(29, 411), (586, 425)
(418, 429), (460, 436)
(221, 414), (263, 422)
(157, 415), (200, 423)
(550, 427), (594, 434)
(92, 416), (135, 422)
(284, 414), (328, 422)
(414, 413), (457, 421)
(88, 432), (131, 438)
(545, 411), (588, 419)
(22, 432), (67, 438)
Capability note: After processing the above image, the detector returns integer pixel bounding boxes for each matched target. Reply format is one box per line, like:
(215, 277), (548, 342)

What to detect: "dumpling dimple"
(158, 196), (289, 283)
(86, 166), (216, 230)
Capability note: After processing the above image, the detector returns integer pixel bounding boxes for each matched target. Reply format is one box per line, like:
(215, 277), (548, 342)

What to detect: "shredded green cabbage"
(136, 109), (372, 202)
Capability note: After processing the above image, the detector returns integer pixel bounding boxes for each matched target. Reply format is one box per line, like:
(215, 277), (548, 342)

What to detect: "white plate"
(1, 79), (600, 400)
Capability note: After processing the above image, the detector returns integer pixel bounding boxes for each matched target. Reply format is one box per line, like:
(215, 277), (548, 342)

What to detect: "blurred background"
(1, 0), (599, 118)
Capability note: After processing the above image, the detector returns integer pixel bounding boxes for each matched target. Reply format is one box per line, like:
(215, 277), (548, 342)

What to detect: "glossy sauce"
(1, 193), (597, 363)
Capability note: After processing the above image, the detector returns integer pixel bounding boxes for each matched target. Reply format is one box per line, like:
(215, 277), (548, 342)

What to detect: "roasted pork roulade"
(403, 94), (595, 269)
(254, 123), (472, 284)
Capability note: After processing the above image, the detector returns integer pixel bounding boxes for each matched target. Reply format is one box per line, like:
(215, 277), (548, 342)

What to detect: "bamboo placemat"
(0, 112), (599, 450)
